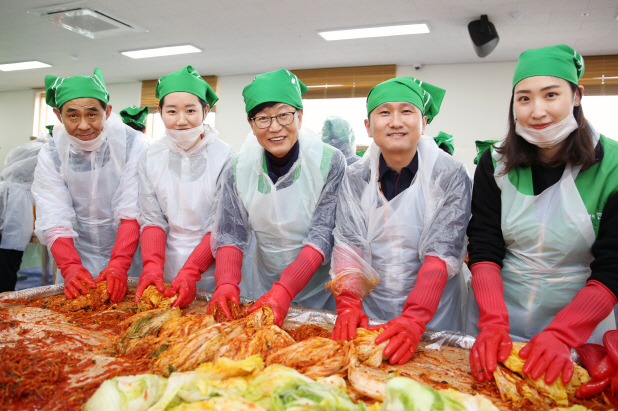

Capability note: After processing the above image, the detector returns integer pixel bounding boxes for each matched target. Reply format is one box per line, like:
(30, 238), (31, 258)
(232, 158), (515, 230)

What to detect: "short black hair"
(58, 99), (107, 114)
(248, 101), (281, 119)
(126, 122), (146, 133)
(158, 95), (208, 111)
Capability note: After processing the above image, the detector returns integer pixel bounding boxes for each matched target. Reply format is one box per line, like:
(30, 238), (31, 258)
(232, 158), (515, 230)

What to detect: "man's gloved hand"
(50, 236), (96, 299)
(247, 282), (292, 327)
(331, 290), (368, 341)
(207, 284), (240, 319)
(369, 315), (423, 365)
(95, 219), (140, 303)
(470, 325), (513, 382)
(519, 331), (574, 385)
(135, 226), (166, 302)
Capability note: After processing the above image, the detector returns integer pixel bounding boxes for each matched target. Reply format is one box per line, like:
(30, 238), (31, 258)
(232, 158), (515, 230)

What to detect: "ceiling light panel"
(319, 24), (429, 41)
(121, 45), (202, 59)
(0, 61), (52, 72)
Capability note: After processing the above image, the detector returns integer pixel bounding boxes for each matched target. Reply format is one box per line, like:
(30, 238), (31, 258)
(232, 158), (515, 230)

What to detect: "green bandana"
(45, 125), (54, 137)
(45, 68), (109, 109)
(433, 131), (454, 155)
(242, 69), (308, 114)
(321, 116), (355, 145)
(474, 140), (499, 165)
(119, 105), (149, 129)
(513, 44), (584, 87)
(366, 77), (445, 124)
(156, 65), (218, 107)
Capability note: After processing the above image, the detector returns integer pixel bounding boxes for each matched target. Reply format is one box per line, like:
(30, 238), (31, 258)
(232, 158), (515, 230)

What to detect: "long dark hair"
(496, 82), (596, 174)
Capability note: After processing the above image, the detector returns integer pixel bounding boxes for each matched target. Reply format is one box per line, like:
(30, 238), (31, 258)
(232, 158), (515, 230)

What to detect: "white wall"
(0, 89), (36, 170)
(215, 74), (255, 152)
(398, 61), (517, 173)
(106, 82), (142, 117)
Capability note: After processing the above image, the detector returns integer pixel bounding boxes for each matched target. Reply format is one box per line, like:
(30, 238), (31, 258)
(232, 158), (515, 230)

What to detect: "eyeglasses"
(250, 111), (297, 129)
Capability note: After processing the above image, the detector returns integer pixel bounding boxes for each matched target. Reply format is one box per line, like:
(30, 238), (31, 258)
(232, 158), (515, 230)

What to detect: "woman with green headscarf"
(328, 77), (471, 365)
(208, 69), (347, 325)
(135, 65), (232, 308)
(467, 45), (618, 388)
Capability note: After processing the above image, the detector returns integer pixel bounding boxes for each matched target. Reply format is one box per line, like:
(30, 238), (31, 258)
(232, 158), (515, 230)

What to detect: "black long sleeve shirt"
(467, 145), (618, 298)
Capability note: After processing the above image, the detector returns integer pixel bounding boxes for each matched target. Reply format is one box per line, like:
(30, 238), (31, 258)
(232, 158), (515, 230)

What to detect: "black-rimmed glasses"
(250, 111), (297, 129)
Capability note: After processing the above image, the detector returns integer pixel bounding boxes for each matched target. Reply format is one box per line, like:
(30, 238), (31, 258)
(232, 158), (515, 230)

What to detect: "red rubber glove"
(207, 246), (242, 318)
(51, 236), (96, 299)
(469, 262), (512, 382)
(247, 245), (324, 327)
(164, 233), (215, 308)
(519, 280), (617, 385)
(331, 290), (368, 341)
(368, 256), (448, 365)
(135, 226), (166, 302)
(575, 344), (608, 375)
(95, 219), (140, 303)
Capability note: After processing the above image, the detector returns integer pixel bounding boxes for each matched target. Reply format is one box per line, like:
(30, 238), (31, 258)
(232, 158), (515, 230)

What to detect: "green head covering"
(119, 105), (149, 129)
(433, 131), (454, 155)
(242, 69), (308, 115)
(45, 125), (54, 137)
(321, 116), (355, 145)
(156, 65), (218, 107)
(45, 68), (109, 109)
(474, 139), (499, 165)
(366, 77), (445, 124)
(513, 44), (584, 88)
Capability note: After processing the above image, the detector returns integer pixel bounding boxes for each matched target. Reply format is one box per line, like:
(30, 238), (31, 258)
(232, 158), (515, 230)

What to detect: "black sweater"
(467, 146), (618, 298)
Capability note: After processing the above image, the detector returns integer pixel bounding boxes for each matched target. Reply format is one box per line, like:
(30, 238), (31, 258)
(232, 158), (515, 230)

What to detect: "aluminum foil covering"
(0, 282), (582, 363)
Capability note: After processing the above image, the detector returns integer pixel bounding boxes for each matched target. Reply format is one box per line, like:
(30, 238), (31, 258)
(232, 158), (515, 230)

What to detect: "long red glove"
(207, 246), (242, 318)
(95, 219), (140, 303)
(51, 236), (96, 299)
(519, 280), (617, 385)
(469, 262), (512, 382)
(135, 226), (166, 302)
(247, 245), (324, 327)
(368, 256), (448, 365)
(576, 331), (618, 398)
(331, 290), (368, 341)
(164, 233), (215, 308)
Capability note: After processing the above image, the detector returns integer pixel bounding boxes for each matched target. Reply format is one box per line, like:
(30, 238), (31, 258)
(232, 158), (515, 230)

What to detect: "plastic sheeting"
(31, 112), (147, 280)
(0, 134), (49, 251)
(331, 136), (472, 326)
(321, 116), (360, 166)
(138, 125), (232, 287)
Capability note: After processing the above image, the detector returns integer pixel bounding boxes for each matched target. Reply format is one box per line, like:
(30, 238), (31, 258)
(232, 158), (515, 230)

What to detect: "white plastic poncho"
(466, 130), (615, 343)
(138, 125), (232, 290)
(0, 133), (49, 251)
(212, 129), (346, 310)
(32, 112), (147, 283)
(331, 135), (471, 329)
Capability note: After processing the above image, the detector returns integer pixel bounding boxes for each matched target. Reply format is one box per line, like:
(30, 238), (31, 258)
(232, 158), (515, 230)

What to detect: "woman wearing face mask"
(467, 45), (618, 387)
(135, 65), (232, 308)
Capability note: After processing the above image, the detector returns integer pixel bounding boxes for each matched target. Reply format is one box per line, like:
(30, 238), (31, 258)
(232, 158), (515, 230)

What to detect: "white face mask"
(515, 113), (578, 149)
(67, 129), (106, 152)
(166, 124), (204, 150)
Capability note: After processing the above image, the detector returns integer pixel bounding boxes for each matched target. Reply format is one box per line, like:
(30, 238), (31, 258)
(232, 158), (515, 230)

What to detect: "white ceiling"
(1, 0), (617, 92)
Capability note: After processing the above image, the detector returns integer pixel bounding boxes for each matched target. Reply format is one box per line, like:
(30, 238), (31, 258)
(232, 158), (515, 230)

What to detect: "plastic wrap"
(321, 116), (360, 166)
(138, 125), (231, 286)
(31, 113), (147, 278)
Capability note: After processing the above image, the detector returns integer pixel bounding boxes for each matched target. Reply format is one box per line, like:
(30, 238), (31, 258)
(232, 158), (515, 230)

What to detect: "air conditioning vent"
(28, 1), (146, 39)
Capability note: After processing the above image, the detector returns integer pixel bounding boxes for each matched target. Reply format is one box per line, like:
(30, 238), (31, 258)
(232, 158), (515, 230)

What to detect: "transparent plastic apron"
(54, 126), (136, 283)
(0, 185), (34, 251)
(363, 138), (464, 328)
(152, 132), (229, 291)
(236, 130), (333, 310)
(466, 155), (614, 343)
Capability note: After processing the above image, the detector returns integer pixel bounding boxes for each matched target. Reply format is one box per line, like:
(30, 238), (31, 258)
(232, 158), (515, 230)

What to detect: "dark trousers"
(0, 235), (24, 292)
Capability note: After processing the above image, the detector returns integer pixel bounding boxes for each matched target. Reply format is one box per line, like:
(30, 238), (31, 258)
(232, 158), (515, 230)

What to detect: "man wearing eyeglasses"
(207, 69), (346, 325)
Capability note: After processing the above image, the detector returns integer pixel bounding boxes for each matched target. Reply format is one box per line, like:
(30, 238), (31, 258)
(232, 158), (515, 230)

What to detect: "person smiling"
(32, 69), (148, 302)
(209, 69), (346, 325)
(328, 77), (472, 366)
(135, 65), (232, 308)
(467, 45), (618, 386)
